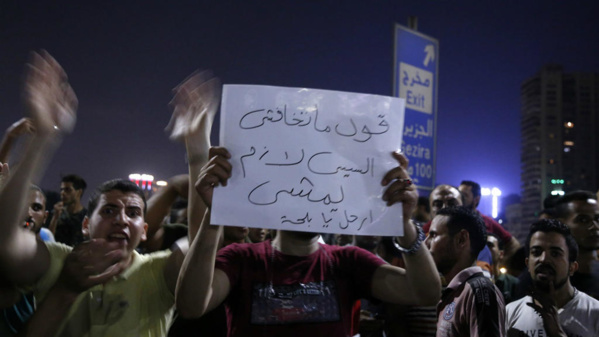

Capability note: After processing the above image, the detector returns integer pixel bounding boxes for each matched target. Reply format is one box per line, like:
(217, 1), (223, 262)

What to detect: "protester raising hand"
(24, 50), (77, 136)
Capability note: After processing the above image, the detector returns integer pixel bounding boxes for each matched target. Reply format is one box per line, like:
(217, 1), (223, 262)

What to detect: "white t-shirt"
(506, 289), (599, 337)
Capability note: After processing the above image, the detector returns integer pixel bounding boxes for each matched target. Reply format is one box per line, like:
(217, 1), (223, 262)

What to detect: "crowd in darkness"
(0, 52), (598, 337)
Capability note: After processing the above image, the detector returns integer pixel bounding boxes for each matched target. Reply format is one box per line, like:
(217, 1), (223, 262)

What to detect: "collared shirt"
(436, 266), (505, 337)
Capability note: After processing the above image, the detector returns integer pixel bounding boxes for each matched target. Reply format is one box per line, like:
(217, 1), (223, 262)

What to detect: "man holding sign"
(176, 85), (441, 336)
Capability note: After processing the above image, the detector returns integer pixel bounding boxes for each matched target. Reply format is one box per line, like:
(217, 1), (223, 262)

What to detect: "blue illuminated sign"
(393, 24), (438, 191)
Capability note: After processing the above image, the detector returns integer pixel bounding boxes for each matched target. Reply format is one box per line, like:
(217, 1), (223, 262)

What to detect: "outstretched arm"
(141, 174), (189, 252)
(0, 118), (35, 164)
(0, 51), (77, 286)
(370, 152), (441, 306)
(16, 239), (127, 337)
(176, 146), (231, 318)
(163, 71), (220, 296)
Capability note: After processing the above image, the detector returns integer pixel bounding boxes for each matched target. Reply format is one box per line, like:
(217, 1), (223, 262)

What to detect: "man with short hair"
(487, 234), (519, 304)
(506, 219), (599, 336)
(429, 184), (463, 219)
(0, 51), (193, 337)
(425, 206), (505, 337)
(49, 174), (87, 246)
(554, 190), (599, 299)
(423, 184), (494, 275)
(459, 180), (521, 262)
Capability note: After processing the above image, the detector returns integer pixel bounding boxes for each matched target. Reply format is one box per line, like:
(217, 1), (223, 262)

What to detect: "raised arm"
(0, 118), (35, 164)
(176, 146), (231, 318)
(163, 71), (221, 296)
(0, 51), (77, 286)
(370, 152), (441, 306)
(141, 174), (189, 252)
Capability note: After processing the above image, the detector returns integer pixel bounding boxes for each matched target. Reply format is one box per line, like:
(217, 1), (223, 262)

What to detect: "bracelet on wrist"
(393, 221), (425, 256)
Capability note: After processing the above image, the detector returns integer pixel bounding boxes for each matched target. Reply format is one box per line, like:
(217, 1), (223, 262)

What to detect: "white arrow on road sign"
(424, 45), (435, 66)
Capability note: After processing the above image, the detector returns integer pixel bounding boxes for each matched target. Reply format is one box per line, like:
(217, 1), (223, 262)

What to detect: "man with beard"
(505, 219), (599, 336)
(554, 191), (599, 300)
(176, 147), (442, 337)
(425, 206), (505, 337)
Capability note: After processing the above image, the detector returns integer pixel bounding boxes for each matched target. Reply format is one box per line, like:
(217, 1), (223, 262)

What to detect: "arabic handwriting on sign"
(307, 152), (374, 178)
(313, 105), (331, 133)
(281, 212), (312, 225)
(247, 177), (345, 206)
(334, 115), (390, 143)
(240, 147), (307, 178)
(265, 149), (305, 166)
(336, 209), (373, 230)
(240, 146), (257, 178)
(238, 106), (284, 129)
(238, 104), (389, 142)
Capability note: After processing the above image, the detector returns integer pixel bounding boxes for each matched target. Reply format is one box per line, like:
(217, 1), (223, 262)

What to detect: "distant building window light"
(564, 141), (574, 146)
(564, 147), (571, 152)
(551, 190), (565, 196)
(549, 159), (555, 164)
(564, 122), (574, 128)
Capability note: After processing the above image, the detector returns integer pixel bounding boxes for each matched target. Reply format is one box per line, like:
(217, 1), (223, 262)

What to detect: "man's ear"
(75, 189), (83, 201)
(82, 216), (90, 237)
(456, 229), (469, 249)
(569, 261), (579, 276)
(141, 222), (148, 242)
(474, 195), (481, 208)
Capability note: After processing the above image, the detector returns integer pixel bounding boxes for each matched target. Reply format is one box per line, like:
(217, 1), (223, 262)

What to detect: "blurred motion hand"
(0, 162), (9, 190)
(5, 118), (35, 139)
(24, 50), (78, 136)
(166, 70), (221, 142)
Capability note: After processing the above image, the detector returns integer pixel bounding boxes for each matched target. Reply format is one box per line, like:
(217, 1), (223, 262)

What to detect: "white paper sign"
(211, 85), (406, 236)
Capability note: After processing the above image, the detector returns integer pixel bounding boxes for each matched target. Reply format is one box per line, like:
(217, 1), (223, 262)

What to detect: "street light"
(481, 187), (502, 218)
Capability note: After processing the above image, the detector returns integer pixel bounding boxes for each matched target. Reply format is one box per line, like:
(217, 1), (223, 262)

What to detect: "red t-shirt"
(215, 240), (385, 337)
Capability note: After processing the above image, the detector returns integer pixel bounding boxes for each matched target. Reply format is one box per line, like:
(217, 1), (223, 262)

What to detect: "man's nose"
(113, 210), (128, 226)
(538, 251), (547, 262)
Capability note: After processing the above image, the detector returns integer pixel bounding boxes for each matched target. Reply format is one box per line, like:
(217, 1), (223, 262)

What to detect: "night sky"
(1, 1), (598, 210)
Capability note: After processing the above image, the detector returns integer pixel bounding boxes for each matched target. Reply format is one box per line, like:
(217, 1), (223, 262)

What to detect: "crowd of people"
(0, 52), (598, 337)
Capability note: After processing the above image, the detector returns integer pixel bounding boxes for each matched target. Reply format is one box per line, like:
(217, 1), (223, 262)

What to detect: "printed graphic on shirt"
(251, 281), (340, 325)
(443, 302), (455, 321)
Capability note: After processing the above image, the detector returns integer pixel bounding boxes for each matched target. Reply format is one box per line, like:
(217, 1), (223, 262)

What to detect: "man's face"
(486, 235), (502, 266)
(425, 215), (458, 275)
(458, 184), (478, 210)
(60, 182), (82, 206)
(526, 231), (576, 292)
(25, 190), (47, 234)
(429, 186), (462, 218)
(224, 226), (249, 243)
(82, 190), (148, 254)
(561, 199), (599, 251)
(248, 228), (268, 243)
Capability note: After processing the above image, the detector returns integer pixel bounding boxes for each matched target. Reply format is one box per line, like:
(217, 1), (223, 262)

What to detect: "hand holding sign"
(212, 85), (407, 236)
